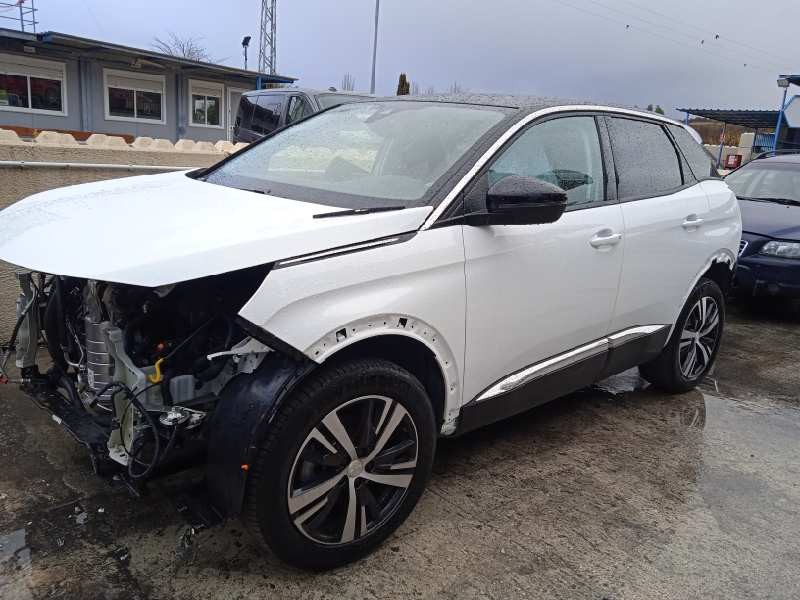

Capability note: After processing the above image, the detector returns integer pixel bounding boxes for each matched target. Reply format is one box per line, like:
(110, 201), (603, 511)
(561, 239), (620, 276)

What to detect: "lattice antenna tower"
(258, 0), (277, 74)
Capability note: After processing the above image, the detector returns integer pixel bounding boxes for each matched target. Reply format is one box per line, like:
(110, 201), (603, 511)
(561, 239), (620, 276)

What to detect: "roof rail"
(752, 149), (800, 160)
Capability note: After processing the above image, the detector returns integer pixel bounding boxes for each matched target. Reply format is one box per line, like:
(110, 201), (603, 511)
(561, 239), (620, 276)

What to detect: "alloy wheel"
(287, 395), (419, 545)
(679, 295), (721, 379)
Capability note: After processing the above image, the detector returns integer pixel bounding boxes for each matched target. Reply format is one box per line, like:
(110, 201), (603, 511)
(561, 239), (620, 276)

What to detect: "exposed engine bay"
(1, 266), (272, 484)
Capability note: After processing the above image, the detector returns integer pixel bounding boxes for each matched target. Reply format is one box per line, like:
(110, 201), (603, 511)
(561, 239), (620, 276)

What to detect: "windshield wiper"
(313, 206), (406, 219)
(739, 196), (800, 207)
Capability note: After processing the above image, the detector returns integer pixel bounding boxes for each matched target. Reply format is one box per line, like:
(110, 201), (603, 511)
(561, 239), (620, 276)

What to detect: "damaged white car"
(0, 98), (741, 569)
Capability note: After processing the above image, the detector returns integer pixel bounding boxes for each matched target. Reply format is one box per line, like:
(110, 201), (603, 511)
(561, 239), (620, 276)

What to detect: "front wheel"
(243, 358), (436, 570)
(640, 277), (725, 393)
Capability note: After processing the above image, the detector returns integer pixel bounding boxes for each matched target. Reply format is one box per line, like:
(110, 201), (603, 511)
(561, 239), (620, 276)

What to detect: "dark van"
(232, 88), (371, 143)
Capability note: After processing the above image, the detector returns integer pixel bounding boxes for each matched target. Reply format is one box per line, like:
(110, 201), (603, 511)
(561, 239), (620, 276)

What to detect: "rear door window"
(668, 124), (719, 179)
(286, 95), (314, 125)
(607, 117), (683, 200)
(252, 94), (283, 135)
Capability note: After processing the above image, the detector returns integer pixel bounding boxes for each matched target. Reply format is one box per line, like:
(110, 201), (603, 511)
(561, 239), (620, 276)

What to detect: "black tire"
(243, 357), (436, 570)
(640, 277), (725, 393)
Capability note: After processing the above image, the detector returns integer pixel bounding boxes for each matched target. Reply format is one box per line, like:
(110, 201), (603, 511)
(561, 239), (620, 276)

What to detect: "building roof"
(0, 28), (296, 83)
(677, 108), (779, 129)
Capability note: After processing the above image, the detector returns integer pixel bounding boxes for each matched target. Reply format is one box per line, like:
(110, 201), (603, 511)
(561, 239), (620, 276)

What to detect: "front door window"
(490, 116), (605, 207)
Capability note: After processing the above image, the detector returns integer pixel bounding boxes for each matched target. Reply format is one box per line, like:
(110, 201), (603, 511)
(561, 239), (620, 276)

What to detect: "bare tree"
(425, 85), (435, 96)
(448, 81), (464, 94)
(152, 32), (212, 62)
(411, 81), (420, 96)
(341, 73), (356, 91)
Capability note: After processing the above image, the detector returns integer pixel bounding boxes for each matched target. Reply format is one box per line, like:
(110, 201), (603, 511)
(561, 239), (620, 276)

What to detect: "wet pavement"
(1, 304), (798, 599)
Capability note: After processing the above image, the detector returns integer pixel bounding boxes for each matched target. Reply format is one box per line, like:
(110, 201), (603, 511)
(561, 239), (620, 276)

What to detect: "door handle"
(682, 215), (704, 230)
(589, 230), (623, 248)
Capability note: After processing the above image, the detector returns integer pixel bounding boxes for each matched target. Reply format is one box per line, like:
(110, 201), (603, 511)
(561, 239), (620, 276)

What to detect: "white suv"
(0, 97), (741, 569)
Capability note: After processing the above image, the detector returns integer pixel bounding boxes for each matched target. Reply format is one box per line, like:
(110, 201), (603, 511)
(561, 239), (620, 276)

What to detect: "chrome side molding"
(607, 324), (667, 344)
(475, 324), (669, 403)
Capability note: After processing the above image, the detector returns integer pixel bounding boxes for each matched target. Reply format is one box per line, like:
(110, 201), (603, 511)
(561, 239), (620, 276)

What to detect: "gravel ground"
(0, 303), (798, 600)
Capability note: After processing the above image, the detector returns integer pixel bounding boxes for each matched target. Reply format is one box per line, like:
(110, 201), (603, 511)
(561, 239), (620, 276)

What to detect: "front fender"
(206, 352), (314, 517)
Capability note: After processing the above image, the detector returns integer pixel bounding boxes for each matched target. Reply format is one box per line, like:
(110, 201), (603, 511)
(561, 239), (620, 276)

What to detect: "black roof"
(677, 108), (779, 129)
(412, 93), (631, 111)
(381, 94), (681, 122)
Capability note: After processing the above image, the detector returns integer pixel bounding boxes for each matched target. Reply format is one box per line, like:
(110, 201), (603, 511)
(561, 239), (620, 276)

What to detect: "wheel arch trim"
(668, 248), (735, 339)
(306, 314), (461, 434)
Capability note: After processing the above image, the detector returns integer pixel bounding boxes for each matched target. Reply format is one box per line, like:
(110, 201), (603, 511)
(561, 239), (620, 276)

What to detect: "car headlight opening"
(759, 240), (800, 259)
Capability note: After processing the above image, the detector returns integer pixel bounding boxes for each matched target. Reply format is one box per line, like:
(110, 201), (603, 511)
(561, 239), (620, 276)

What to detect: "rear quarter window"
(668, 124), (720, 179)
(236, 95), (256, 127)
(607, 117), (683, 200)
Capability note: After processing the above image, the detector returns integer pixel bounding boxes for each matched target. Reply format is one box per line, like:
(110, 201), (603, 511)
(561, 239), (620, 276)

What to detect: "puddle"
(593, 368), (650, 395)
(0, 528), (33, 600)
(0, 528), (30, 570)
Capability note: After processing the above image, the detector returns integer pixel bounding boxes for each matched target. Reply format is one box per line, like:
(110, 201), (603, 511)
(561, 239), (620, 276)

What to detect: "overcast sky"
(33, 0), (800, 117)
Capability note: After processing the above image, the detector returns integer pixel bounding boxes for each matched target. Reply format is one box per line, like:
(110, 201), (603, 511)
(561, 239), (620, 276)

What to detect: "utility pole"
(258, 0), (277, 75)
(370, 0), (380, 94)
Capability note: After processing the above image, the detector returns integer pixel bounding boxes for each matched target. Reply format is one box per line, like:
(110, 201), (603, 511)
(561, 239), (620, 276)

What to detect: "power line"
(543, 0), (783, 75)
(580, 0), (788, 72)
(615, 0), (792, 67)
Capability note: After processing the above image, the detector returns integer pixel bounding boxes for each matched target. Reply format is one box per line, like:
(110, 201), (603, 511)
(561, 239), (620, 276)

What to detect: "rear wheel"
(640, 277), (724, 393)
(243, 358), (436, 570)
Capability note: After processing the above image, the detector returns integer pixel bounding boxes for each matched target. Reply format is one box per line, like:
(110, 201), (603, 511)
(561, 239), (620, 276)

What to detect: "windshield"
(204, 101), (509, 208)
(316, 93), (371, 109)
(726, 162), (800, 203)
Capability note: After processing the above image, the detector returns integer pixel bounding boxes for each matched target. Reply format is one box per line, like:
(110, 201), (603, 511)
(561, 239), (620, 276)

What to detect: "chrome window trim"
(421, 104), (686, 230)
(273, 234), (412, 269)
(474, 324), (669, 403)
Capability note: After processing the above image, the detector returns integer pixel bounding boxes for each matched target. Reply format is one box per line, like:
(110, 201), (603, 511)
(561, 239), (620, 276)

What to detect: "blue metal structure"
(773, 87), (789, 151)
(754, 132), (776, 154)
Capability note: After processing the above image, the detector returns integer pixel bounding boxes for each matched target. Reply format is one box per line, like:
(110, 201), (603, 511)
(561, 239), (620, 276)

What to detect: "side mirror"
(482, 176), (567, 225)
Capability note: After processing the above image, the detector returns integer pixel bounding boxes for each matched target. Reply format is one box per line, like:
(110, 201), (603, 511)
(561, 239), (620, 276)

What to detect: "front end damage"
(0, 265), (294, 521)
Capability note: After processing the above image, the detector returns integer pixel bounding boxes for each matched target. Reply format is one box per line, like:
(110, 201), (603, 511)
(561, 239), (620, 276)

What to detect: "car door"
(604, 116), (711, 332)
(461, 114), (625, 407)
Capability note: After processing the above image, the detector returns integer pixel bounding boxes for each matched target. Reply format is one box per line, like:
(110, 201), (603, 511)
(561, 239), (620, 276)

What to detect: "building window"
(189, 80), (223, 128)
(103, 69), (165, 123)
(0, 53), (66, 115)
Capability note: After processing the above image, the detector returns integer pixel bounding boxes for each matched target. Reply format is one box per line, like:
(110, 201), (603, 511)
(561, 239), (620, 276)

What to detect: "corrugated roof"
(677, 108), (779, 129)
(0, 28), (296, 83)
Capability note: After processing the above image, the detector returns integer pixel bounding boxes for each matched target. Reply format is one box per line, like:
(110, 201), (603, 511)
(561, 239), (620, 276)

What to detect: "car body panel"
(461, 204), (625, 403)
(736, 199), (800, 298)
(0, 170), (433, 287)
(738, 198), (800, 239)
(726, 158), (800, 298)
(238, 226), (467, 430)
(610, 183), (722, 331)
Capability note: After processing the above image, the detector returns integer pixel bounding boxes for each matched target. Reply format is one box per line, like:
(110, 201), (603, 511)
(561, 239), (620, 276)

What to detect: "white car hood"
(0, 171), (433, 287)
